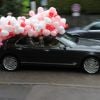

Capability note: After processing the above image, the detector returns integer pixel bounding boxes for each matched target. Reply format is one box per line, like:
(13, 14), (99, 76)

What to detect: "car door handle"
(16, 47), (22, 50)
(44, 49), (49, 52)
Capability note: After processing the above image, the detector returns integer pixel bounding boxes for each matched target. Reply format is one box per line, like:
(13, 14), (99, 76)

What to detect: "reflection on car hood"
(65, 37), (100, 51)
(69, 44), (100, 52)
(71, 38), (100, 51)
(77, 38), (100, 46)
(66, 28), (85, 34)
(76, 45), (100, 49)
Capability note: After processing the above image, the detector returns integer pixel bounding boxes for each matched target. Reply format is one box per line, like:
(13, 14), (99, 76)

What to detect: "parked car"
(1, 34), (100, 74)
(67, 21), (100, 40)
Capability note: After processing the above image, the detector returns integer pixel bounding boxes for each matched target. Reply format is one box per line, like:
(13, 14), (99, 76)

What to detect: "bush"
(44, 0), (100, 14)
(0, 0), (22, 17)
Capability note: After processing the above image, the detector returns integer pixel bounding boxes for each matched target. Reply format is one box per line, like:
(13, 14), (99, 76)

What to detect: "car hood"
(77, 38), (100, 46)
(69, 39), (100, 52)
(66, 37), (100, 52)
(67, 44), (100, 52)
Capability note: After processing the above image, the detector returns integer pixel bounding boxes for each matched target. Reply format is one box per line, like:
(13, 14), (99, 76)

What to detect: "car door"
(40, 37), (77, 66)
(15, 37), (47, 63)
(15, 37), (54, 63)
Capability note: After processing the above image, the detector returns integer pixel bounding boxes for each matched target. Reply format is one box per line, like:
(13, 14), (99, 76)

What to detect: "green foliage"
(22, 0), (30, 14)
(0, 0), (22, 17)
(47, 0), (100, 14)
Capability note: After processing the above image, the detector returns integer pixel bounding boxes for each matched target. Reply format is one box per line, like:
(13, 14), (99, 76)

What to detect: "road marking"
(0, 82), (100, 89)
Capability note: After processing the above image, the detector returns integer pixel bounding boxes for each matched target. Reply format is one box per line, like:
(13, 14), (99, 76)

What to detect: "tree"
(0, 0), (22, 17)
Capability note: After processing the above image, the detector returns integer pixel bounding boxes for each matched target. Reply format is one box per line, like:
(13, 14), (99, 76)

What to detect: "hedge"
(0, 0), (22, 17)
(36, 0), (100, 14)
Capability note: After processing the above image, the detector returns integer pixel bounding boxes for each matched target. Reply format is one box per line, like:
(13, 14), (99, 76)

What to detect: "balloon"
(43, 29), (50, 36)
(1, 30), (9, 36)
(15, 27), (24, 34)
(29, 10), (35, 17)
(44, 17), (52, 24)
(0, 7), (68, 45)
(46, 24), (55, 31)
(51, 30), (57, 36)
(48, 7), (57, 18)
(0, 42), (3, 46)
(61, 18), (66, 23)
(28, 29), (34, 37)
(37, 7), (44, 13)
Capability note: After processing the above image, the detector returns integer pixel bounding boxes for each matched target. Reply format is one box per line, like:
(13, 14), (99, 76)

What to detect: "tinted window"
(16, 37), (29, 45)
(43, 37), (59, 47)
(90, 24), (100, 30)
(7, 36), (19, 44)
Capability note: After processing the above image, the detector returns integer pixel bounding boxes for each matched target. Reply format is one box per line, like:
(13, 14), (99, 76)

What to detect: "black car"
(67, 21), (100, 40)
(1, 34), (100, 74)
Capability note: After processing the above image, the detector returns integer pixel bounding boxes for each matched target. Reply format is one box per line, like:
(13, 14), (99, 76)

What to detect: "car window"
(31, 37), (44, 47)
(6, 36), (20, 44)
(16, 37), (30, 45)
(89, 23), (100, 30)
(43, 37), (58, 46)
(16, 38), (28, 45)
(43, 37), (64, 49)
(16, 37), (42, 47)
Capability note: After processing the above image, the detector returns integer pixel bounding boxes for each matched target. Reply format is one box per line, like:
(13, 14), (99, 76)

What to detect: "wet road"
(0, 66), (100, 87)
(0, 66), (100, 100)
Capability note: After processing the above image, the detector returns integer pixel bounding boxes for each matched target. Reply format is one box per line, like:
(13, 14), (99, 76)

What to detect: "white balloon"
(59, 29), (65, 35)
(34, 24), (42, 32)
(61, 18), (66, 23)
(28, 29), (34, 37)
(44, 17), (52, 24)
(15, 27), (24, 34)
(1, 30), (9, 36)
(58, 26), (64, 32)
(54, 22), (59, 27)
(37, 7), (44, 13)
(25, 19), (30, 25)
(5, 25), (13, 32)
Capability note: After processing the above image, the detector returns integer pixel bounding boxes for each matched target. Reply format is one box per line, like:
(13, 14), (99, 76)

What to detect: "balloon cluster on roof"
(0, 7), (68, 45)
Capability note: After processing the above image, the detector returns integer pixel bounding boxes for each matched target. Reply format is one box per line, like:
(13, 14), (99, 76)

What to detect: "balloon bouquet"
(0, 7), (68, 45)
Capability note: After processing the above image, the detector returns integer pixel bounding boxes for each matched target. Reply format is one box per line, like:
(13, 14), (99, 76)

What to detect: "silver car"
(67, 21), (100, 40)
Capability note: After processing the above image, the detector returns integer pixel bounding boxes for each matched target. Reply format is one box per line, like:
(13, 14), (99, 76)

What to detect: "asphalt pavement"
(0, 66), (100, 100)
(0, 84), (100, 100)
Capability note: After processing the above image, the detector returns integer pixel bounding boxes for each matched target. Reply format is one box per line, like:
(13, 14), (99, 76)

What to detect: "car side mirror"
(59, 44), (66, 50)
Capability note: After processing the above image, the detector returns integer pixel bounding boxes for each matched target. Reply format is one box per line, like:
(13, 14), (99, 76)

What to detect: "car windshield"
(83, 22), (100, 30)
(56, 35), (77, 48)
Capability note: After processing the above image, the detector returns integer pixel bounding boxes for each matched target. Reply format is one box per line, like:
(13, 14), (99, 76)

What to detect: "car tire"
(83, 57), (100, 74)
(2, 56), (19, 71)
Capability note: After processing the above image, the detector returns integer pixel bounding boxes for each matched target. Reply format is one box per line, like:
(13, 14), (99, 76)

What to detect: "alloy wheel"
(83, 57), (100, 74)
(2, 56), (18, 71)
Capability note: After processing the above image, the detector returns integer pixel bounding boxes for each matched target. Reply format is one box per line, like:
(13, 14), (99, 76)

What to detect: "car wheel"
(83, 57), (100, 74)
(2, 56), (19, 71)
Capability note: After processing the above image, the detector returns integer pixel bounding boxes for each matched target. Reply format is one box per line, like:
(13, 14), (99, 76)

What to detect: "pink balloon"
(48, 7), (57, 18)
(46, 24), (55, 31)
(33, 31), (38, 37)
(29, 10), (35, 17)
(43, 29), (50, 36)
(0, 42), (3, 46)
(37, 7), (44, 13)
(51, 30), (57, 36)
(0, 7), (68, 45)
